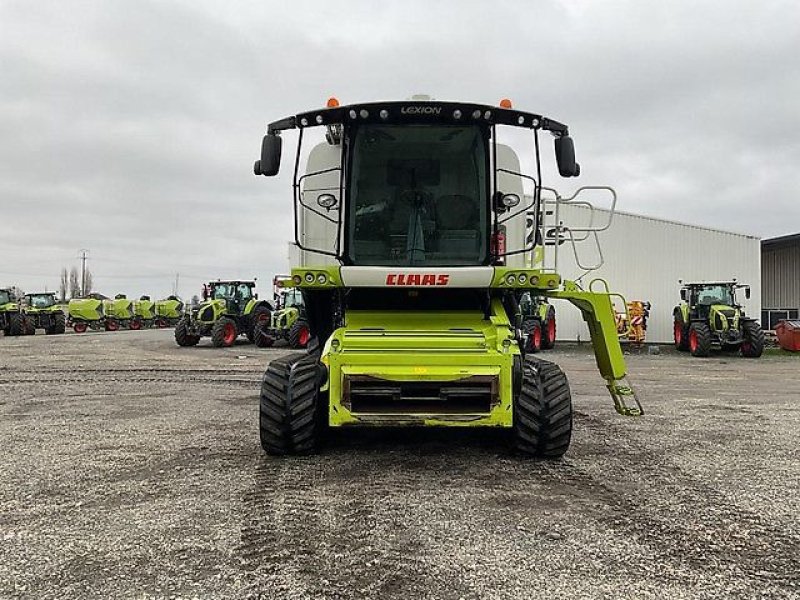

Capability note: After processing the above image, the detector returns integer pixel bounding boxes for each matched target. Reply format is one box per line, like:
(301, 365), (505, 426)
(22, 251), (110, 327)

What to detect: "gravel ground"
(1, 329), (798, 599)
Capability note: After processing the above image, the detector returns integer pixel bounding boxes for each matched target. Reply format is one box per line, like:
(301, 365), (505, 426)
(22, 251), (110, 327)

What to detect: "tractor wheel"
(247, 305), (272, 343)
(512, 357), (572, 458)
(673, 312), (689, 351)
(740, 320), (765, 358)
(211, 317), (237, 347)
(259, 353), (323, 455)
(174, 318), (200, 347)
(524, 320), (542, 353)
(8, 313), (23, 336)
(688, 322), (712, 357)
(541, 307), (557, 350)
(288, 319), (311, 349)
(105, 319), (120, 332)
(46, 313), (66, 335)
(73, 321), (88, 334)
(24, 318), (36, 335)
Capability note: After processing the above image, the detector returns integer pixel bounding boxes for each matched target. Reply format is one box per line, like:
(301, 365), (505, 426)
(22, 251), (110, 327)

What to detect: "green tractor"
(518, 292), (556, 353)
(252, 98), (641, 457)
(175, 280), (272, 347)
(1, 288), (25, 336)
(673, 280), (764, 358)
(23, 292), (66, 335)
(255, 275), (310, 349)
(154, 295), (184, 328)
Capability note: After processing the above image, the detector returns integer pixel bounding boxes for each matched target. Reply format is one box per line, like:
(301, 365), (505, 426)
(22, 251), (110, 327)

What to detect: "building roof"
(762, 233), (800, 249)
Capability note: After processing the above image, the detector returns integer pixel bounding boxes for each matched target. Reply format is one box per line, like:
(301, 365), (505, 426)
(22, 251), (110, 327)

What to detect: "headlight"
(293, 275), (302, 285)
(518, 273), (527, 285)
(530, 276), (539, 286)
(506, 274), (516, 285)
(304, 272), (315, 283)
(316, 273), (327, 284)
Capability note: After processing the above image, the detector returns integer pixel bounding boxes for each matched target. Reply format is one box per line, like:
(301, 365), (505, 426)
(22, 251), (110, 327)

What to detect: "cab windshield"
(27, 294), (55, 308)
(347, 124), (488, 266)
(694, 285), (734, 306)
(282, 290), (303, 308)
(0, 291), (11, 305)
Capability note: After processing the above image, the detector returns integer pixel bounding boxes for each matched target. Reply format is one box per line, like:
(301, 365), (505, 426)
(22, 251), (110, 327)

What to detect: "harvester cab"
(254, 97), (641, 457)
(23, 292), (66, 335)
(254, 275), (309, 349)
(175, 280), (272, 348)
(1, 288), (25, 336)
(674, 281), (763, 357)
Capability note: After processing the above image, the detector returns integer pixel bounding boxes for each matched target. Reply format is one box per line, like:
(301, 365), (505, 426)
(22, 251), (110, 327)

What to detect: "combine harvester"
(133, 295), (156, 328)
(102, 294), (136, 331)
(254, 97), (641, 457)
(154, 296), (184, 328)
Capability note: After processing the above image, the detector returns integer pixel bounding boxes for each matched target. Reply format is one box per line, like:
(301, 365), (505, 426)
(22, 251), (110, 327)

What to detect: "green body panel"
(677, 303), (689, 323)
(134, 300), (155, 319)
(103, 298), (134, 320)
(243, 298), (259, 316)
(155, 298), (184, 319)
(194, 299), (227, 324)
(708, 304), (740, 332)
(322, 298), (517, 427)
(68, 298), (104, 322)
(271, 306), (300, 330)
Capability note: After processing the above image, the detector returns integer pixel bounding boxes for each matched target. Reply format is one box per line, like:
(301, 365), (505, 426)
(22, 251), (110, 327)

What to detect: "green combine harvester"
(68, 293), (111, 333)
(154, 296), (184, 328)
(518, 292), (556, 353)
(673, 280), (764, 357)
(23, 292), (66, 335)
(255, 275), (310, 348)
(133, 296), (156, 328)
(253, 97), (641, 457)
(1, 288), (24, 336)
(102, 294), (136, 330)
(174, 280), (272, 347)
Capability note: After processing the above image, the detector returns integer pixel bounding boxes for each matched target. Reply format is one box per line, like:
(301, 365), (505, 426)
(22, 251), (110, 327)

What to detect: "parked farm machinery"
(254, 275), (310, 348)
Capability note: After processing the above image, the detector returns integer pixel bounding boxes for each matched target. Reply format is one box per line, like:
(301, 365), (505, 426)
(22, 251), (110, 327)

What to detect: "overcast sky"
(1, 0), (798, 299)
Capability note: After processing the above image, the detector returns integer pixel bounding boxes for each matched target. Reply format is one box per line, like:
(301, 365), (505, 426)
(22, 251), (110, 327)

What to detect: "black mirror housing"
(555, 136), (580, 177)
(745, 287), (751, 299)
(680, 289), (687, 302)
(256, 134), (282, 176)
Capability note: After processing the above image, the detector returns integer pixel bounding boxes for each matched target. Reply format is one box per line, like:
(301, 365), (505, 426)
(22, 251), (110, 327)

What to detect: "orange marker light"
(327, 97), (340, 108)
(499, 98), (513, 109)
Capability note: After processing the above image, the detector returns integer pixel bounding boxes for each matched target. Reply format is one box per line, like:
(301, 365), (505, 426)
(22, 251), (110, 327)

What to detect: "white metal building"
(551, 204), (761, 344)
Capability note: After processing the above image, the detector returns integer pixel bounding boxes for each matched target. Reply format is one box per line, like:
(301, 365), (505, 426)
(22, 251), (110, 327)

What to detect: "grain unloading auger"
(254, 97), (642, 457)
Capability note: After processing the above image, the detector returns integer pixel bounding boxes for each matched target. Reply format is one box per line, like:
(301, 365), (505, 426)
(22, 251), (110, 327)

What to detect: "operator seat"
(435, 194), (479, 258)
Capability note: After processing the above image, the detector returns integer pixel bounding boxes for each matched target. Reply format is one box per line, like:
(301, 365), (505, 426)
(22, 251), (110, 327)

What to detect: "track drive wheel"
(673, 311), (689, 351)
(211, 317), (237, 347)
(513, 357), (572, 458)
(259, 353), (324, 455)
(288, 319), (311, 349)
(688, 322), (712, 357)
(740, 320), (765, 358)
(174, 318), (200, 347)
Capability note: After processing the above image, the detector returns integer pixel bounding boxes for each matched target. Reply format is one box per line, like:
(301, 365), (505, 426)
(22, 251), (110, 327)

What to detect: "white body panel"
(550, 204), (761, 343)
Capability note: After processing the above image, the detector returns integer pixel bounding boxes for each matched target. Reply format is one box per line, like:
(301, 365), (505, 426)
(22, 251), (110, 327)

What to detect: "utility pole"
(173, 272), (180, 296)
(79, 249), (89, 296)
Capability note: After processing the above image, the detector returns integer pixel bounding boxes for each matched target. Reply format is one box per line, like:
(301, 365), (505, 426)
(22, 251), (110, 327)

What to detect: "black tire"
(513, 357), (573, 458)
(540, 306), (557, 350)
(740, 320), (765, 358)
(8, 313), (23, 336)
(689, 322), (713, 357)
(259, 353), (322, 455)
(24, 317), (36, 335)
(523, 320), (542, 353)
(254, 322), (275, 348)
(288, 319), (311, 349)
(247, 305), (272, 343)
(174, 318), (200, 346)
(211, 317), (237, 347)
(673, 309), (689, 351)
(46, 313), (66, 335)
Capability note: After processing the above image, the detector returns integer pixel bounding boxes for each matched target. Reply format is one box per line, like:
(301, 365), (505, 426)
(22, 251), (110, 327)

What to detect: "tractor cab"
(253, 97), (640, 457)
(25, 293), (57, 309)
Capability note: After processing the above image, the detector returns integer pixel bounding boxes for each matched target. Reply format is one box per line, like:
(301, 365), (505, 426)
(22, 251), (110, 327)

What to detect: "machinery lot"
(1, 330), (798, 599)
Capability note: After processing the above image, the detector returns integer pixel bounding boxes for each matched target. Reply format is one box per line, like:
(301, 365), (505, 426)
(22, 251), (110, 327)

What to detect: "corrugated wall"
(761, 242), (800, 308)
(549, 206), (761, 343)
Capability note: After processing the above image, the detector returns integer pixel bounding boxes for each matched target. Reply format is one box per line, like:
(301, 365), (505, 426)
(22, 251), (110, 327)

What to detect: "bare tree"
(84, 270), (93, 295)
(69, 267), (81, 299)
(9, 285), (25, 301)
(59, 268), (68, 301)
(190, 294), (200, 307)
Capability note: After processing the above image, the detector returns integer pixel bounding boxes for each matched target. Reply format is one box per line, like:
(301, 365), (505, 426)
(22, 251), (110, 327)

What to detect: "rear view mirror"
(745, 286), (751, 300)
(555, 136), (580, 177)
(254, 134), (282, 176)
(680, 289), (687, 301)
